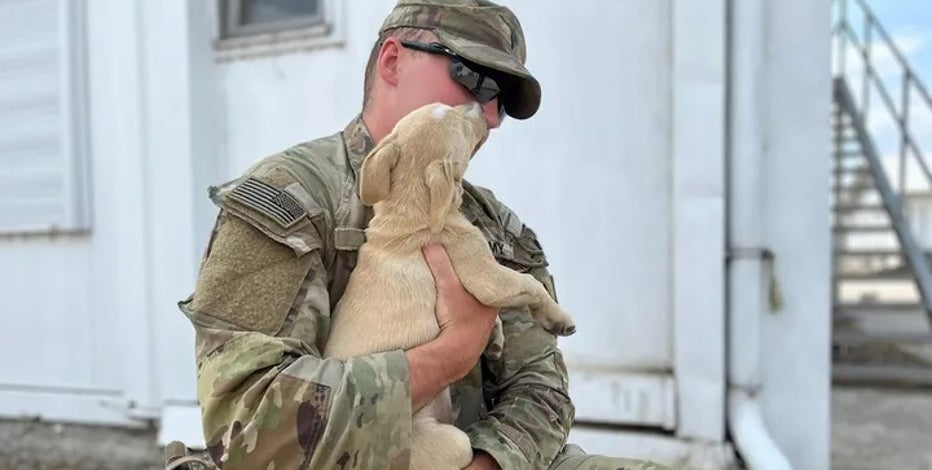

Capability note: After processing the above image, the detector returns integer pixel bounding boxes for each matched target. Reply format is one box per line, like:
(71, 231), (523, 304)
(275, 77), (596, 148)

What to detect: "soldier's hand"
(464, 451), (502, 470)
(422, 244), (499, 372)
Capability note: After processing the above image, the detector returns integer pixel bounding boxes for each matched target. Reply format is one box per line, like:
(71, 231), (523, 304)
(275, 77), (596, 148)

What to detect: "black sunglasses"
(400, 40), (507, 120)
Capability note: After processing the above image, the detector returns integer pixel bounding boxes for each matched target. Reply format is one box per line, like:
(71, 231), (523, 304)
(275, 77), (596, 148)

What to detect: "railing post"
(836, 0), (848, 76)
(861, 14), (872, 127)
(900, 73), (912, 202)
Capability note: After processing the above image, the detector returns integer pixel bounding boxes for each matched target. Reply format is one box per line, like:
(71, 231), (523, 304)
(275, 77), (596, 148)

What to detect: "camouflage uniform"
(174, 1), (675, 469)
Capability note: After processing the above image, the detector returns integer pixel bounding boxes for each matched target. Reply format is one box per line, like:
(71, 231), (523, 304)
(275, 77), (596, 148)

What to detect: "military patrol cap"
(379, 0), (541, 119)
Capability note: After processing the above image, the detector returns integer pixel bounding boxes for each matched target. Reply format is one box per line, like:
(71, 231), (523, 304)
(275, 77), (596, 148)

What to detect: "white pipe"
(727, 0), (793, 467)
(729, 390), (793, 470)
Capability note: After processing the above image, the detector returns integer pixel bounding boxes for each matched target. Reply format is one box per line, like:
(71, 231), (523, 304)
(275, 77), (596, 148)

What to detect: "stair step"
(835, 270), (911, 280)
(833, 150), (864, 159)
(837, 135), (861, 142)
(833, 223), (892, 233)
(835, 331), (932, 345)
(832, 185), (876, 193)
(832, 202), (886, 212)
(834, 249), (902, 257)
(833, 364), (932, 387)
(833, 166), (871, 175)
(835, 301), (921, 313)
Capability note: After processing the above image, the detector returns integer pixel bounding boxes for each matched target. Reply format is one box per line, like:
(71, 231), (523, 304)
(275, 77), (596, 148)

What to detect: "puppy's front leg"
(444, 233), (576, 336)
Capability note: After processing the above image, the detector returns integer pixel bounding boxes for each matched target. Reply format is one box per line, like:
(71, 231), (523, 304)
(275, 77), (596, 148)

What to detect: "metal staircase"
(831, 0), (932, 385)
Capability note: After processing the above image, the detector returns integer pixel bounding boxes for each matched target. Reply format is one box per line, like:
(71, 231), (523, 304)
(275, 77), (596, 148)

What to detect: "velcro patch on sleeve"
(228, 177), (307, 229)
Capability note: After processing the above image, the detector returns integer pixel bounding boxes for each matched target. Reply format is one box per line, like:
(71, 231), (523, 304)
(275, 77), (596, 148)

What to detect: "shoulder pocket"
(211, 176), (323, 255)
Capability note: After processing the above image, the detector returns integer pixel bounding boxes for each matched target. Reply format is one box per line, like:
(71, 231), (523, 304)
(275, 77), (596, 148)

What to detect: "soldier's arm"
(184, 166), (476, 469)
(464, 226), (575, 470)
(186, 207), (417, 469)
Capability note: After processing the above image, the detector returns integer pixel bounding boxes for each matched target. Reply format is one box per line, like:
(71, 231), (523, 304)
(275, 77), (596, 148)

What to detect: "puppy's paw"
(536, 302), (577, 337)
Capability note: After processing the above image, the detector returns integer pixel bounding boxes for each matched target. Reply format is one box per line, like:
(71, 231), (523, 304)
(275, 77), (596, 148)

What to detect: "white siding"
(0, 0), (831, 467)
(0, 0), (90, 232)
(0, 238), (98, 390)
(0, 0), (209, 427)
(0, 0), (130, 426)
(760, 0), (833, 468)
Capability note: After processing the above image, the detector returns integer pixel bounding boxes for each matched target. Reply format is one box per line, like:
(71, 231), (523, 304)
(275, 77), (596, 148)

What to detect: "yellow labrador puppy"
(323, 102), (575, 470)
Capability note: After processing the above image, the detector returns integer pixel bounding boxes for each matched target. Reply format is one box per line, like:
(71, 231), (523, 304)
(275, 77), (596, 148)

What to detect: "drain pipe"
(727, 0), (793, 468)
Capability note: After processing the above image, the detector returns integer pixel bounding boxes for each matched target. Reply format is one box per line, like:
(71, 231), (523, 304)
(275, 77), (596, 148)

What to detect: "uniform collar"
(342, 114), (375, 176)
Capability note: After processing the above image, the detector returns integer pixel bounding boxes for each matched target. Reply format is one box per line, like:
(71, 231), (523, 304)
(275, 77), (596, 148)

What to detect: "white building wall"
(0, 0), (830, 468)
(760, 0), (832, 468)
(0, 0), (159, 427)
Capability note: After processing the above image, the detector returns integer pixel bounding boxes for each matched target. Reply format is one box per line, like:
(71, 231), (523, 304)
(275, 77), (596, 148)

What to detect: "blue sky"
(870, 0), (931, 79)
(836, 0), (931, 80)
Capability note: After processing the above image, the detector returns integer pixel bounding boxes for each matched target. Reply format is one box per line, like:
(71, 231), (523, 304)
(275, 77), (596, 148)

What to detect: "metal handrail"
(833, 0), (932, 329)
(836, 23), (932, 184)
(833, 0), (932, 197)
(835, 79), (932, 326)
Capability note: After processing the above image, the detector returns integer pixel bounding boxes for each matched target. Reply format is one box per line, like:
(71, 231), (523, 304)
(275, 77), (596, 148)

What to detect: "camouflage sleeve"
(465, 226), (575, 469)
(179, 165), (412, 470)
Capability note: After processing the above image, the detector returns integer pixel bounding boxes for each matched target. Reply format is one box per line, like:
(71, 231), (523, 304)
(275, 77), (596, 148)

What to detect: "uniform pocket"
(492, 227), (548, 272)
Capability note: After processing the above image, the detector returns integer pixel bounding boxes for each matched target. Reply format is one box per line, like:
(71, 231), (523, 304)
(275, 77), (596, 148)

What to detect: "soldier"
(173, 0), (674, 469)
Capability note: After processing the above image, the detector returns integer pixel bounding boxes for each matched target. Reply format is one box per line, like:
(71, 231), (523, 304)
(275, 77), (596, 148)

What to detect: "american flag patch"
(229, 177), (306, 228)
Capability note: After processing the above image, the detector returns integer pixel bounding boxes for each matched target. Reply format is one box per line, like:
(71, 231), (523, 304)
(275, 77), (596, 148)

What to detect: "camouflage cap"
(379, 0), (541, 119)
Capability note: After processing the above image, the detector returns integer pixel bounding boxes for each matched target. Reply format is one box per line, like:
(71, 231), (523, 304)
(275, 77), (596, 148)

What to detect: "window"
(214, 0), (343, 61)
(220, 0), (325, 38)
(0, 0), (91, 233)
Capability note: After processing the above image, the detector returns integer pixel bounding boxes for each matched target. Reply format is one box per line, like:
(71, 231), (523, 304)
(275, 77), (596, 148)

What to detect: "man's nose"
(481, 99), (501, 129)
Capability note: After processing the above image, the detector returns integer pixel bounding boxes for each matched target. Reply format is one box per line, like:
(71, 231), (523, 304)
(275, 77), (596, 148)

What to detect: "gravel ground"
(1, 385), (930, 469)
(831, 385), (932, 470)
(0, 419), (163, 470)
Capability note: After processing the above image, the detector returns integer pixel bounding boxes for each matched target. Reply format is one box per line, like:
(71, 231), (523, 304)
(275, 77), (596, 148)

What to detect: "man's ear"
(376, 38), (402, 87)
(424, 158), (456, 233)
(359, 137), (400, 205)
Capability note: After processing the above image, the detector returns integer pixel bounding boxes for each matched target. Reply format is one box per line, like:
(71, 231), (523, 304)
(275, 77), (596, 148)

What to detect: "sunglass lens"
(474, 76), (500, 103)
(451, 61), (502, 104)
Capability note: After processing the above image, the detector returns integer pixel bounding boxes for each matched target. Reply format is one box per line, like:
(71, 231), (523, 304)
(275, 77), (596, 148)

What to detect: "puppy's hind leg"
(409, 421), (473, 470)
(445, 233), (576, 336)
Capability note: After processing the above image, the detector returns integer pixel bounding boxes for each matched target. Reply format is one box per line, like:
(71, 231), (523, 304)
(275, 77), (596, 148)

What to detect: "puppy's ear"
(359, 137), (400, 206)
(424, 158), (456, 233)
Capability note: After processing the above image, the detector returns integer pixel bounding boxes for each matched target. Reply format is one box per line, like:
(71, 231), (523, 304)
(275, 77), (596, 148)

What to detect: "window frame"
(212, 0), (344, 61)
(219, 0), (326, 39)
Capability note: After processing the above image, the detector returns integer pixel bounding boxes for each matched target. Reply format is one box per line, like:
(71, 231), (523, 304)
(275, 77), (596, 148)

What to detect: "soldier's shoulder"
(221, 131), (352, 216)
(248, 132), (349, 186)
